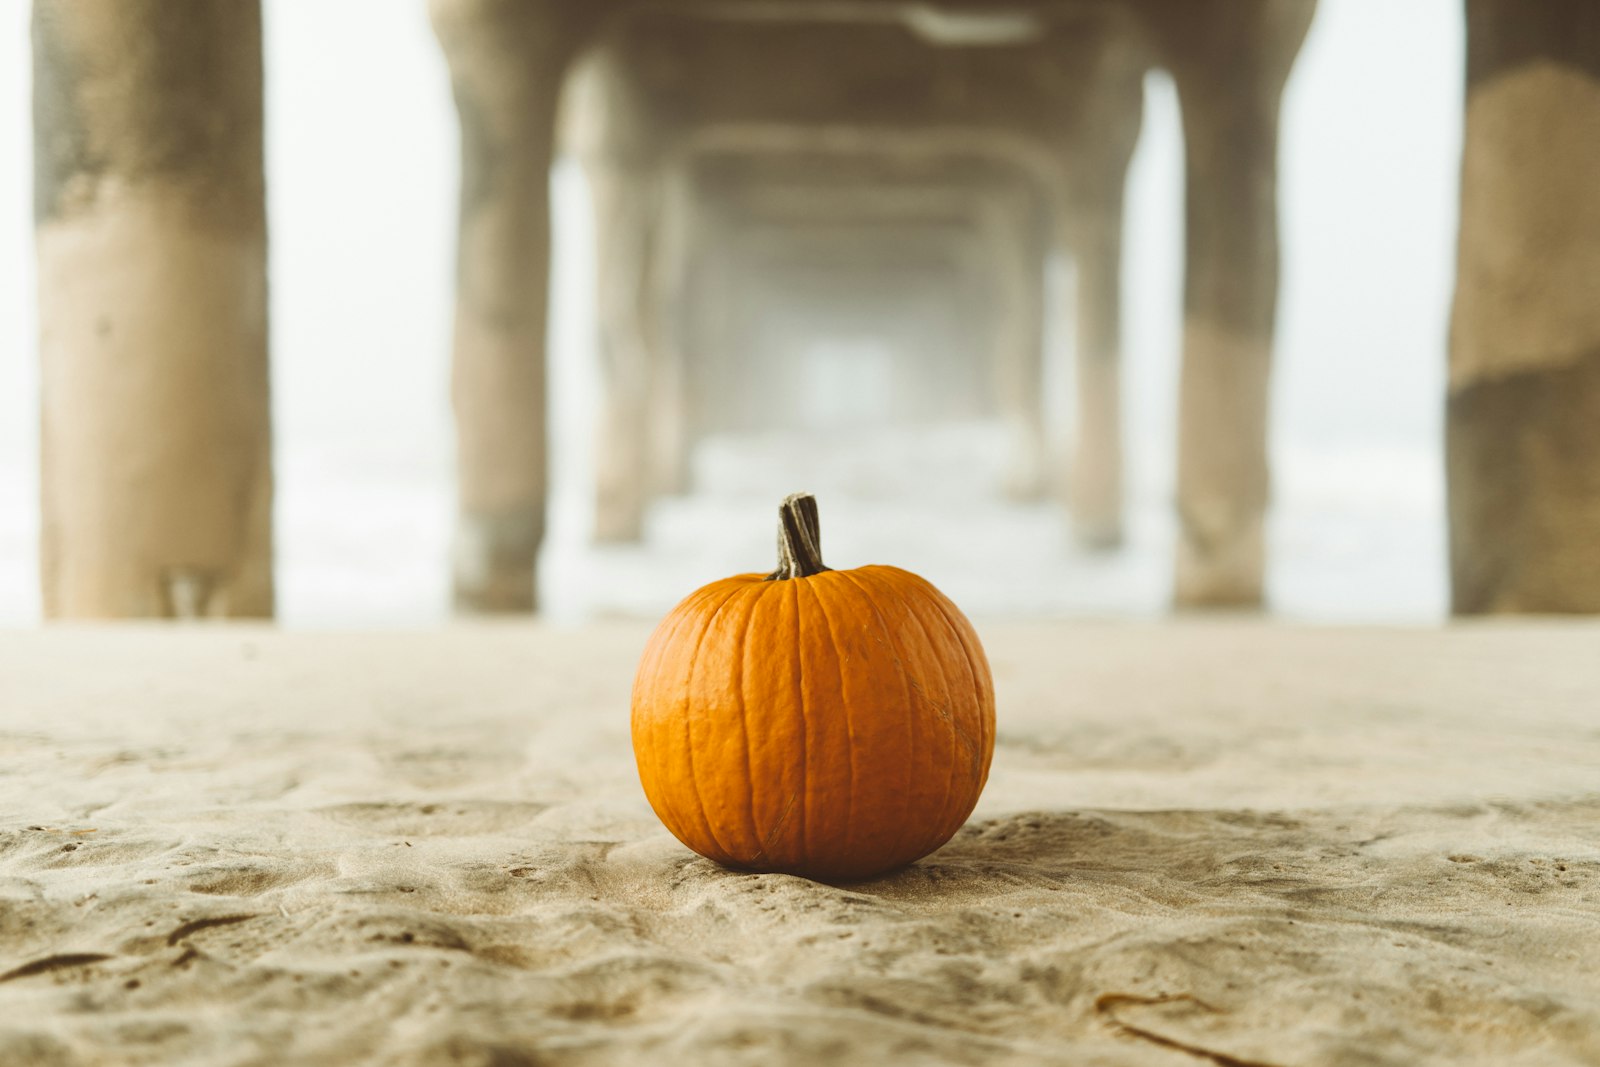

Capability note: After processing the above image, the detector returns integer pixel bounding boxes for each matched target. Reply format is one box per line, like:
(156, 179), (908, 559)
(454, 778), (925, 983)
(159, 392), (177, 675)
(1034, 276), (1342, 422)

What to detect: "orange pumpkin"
(631, 492), (995, 881)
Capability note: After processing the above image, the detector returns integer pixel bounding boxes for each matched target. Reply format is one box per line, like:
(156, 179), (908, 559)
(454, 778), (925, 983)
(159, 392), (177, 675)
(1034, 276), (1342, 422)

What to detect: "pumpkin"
(631, 492), (995, 881)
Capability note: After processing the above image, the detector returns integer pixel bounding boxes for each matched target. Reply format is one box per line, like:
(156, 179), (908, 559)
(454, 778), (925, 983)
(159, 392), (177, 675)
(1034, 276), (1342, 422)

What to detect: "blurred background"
(1, 1), (1468, 626)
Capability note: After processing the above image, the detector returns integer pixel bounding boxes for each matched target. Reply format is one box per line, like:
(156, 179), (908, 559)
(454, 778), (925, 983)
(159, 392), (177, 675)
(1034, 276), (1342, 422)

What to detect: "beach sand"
(2, 620), (1597, 1065)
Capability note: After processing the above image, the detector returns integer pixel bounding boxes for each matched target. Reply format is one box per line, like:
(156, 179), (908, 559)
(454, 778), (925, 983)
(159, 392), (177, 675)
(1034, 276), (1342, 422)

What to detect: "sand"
(1, 620), (1598, 1066)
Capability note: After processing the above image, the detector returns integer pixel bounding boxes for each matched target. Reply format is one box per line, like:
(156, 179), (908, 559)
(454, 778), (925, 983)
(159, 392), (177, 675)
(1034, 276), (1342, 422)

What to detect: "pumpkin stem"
(767, 492), (830, 580)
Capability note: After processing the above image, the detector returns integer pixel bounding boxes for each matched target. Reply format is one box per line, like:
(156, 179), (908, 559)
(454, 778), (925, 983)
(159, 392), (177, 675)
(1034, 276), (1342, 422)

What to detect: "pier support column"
(1058, 51), (1143, 551)
(1157, 1), (1313, 608)
(432, 0), (582, 612)
(1066, 209), (1126, 549)
(985, 198), (1049, 502)
(1449, 0), (1600, 613)
(590, 165), (663, 544)
(646, 172), (695, 498)
(34, 0), (272, 619)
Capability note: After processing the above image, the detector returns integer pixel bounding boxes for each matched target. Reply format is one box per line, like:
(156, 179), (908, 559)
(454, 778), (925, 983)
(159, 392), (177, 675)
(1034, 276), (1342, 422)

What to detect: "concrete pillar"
(685, 209), (765, 442)
(1054, 41), (1144, 551)
(984, 199), (1049, 501)
(646, 331), (692, 497)
(568, 36), (684, 541)
(645, 171), (694, 498)
(1157, 1), (1314, 608)
(1449, 1), (1600, 613)
(431, 0), (578, 612)
(33, 0), (272, 619)
(1065, 208), (1127, 548)
(679, 224), (725, 448)
(590, 164), (662, 544)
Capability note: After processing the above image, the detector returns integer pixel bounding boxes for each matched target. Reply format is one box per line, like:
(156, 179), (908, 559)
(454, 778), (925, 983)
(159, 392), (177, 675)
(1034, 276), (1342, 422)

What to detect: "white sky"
(0, 1), (1462, 624)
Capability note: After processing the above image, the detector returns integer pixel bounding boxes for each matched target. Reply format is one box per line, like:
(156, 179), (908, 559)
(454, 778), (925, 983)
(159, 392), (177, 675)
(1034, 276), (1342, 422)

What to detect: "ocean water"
(0, 400), (1447, 627)
(537, 424), (1447, 626)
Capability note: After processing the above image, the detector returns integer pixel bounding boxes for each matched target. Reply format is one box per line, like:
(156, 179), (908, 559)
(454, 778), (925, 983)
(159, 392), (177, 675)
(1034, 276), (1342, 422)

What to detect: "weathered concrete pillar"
(982, 197), (1049, 502)
(590, 163), (663, 543)
(1155, 1), (1314, 608)
(646, 336), (692, 497)
(1054, 36), (1144, 551)
(678, 227), (723, 449)
(1449, 1), (1600, 613)
(568, 34), (683, 541)
(33, 1), (272, 619)
(1065, 209), (1127, 548)
(683, 208), (754, 443)
(645, 170), (694, 497)
(432, 0), (581, 612)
